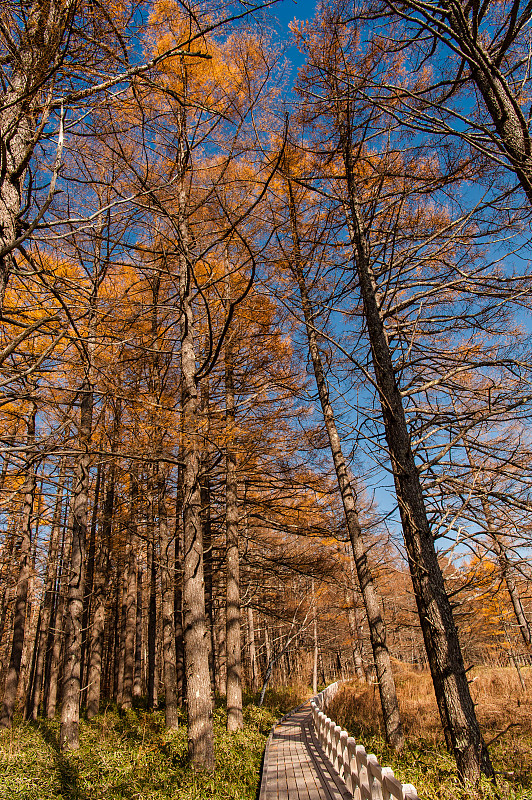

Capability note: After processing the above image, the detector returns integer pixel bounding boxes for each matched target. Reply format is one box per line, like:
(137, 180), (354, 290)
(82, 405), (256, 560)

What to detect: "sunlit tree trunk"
(286, 177), (404, 750)
(214, 569), (227, 697)
(200, 379), (216, 692)
(225, 330), (243, 731)
(0, 524), (16, 682)
(133, 563), (144, 700)
(147, 512), (158, 711)
(247, 606), (260, 695)
(86, 413), (118, 720)
(159, 473), (179, 728)
(30, 460), (66, 719)
(60, 380), (93, 750)
(312, 582), (318, 696)
(342, 136), (493, 782)
(121, 469), (138, 710)
(45, 506), (72, 719)
(0, 405), (37, 727)
(177, 96), (214, 769)
(0, 0), (73, 310)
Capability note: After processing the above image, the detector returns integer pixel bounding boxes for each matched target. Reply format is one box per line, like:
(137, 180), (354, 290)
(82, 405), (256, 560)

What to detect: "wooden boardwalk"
(259, 702), (352, 800)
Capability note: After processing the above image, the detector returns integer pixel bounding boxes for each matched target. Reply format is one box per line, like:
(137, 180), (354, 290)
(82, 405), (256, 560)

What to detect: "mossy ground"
(0, 687), (309, 800)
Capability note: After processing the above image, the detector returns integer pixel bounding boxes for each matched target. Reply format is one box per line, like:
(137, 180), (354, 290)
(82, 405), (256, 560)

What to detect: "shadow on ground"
(37, 723), (90, 800)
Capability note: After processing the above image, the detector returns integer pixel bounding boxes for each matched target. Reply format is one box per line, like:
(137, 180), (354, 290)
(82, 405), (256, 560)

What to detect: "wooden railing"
(311, 685), (420, 800)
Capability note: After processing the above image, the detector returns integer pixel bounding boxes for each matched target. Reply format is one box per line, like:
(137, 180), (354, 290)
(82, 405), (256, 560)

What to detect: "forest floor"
(326, 664), (532, 800)
(0, 685), (309, 800)
(1, 670), (530, 800)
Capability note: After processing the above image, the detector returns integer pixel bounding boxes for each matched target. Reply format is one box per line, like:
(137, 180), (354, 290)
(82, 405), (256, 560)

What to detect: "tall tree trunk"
(174, 523), (185, 706)
(121, 469), (138, 710)
(225, 331), (243, 732)
(60, 382), (93, 751)
(312, 587), (319, 696)
(346, 600), (366, 682)
(175, 466), (185, 705)
(0, 525), (16, 682)
(115, 547), (127, 705)
(159, 473), (179, 728)
(147, 510), (158, 711)
(45, 506), (72, 719)
(286, 177), (404, 750)
(0, 405), (37, 728)
(86, 400), (120, 719)
(201, 473), (215, 692)
(173, 98), (215, 767)
(342, 139), (493, 783)
(86, 475), (111, 719)
(347, 557), (367, 682)
(247, 606), (259, 695)
(0, 0), (73, 309)
(178, 99), (214, 768)
(214, 570), (226, 697)
(133, 564), (144, 700)
(30, 460), (66, 719)
(80, 461), (102, 707)
(200, 379), (216, 692)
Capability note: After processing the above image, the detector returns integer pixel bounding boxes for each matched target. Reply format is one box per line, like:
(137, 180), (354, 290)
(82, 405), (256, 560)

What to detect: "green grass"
(0, 697), (286, 800)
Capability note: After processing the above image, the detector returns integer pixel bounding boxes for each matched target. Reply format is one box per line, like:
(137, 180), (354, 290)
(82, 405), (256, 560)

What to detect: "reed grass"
(326, 665), (532, 800)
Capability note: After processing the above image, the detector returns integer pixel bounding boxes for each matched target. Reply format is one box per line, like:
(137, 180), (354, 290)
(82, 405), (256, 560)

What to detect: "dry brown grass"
(326, 663), (532, 799)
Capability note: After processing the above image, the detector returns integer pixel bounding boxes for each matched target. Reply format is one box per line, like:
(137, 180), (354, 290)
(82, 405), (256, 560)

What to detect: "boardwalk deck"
(259, 702), (352, 800)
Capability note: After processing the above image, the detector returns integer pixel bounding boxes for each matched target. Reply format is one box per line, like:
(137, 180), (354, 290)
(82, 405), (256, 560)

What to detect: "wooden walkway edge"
(258, 701), (352, 800)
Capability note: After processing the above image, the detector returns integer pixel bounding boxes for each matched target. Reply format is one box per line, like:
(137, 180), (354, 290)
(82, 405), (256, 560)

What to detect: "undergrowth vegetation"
(326, 666), (532, 800)
(0, 686), (310, 800)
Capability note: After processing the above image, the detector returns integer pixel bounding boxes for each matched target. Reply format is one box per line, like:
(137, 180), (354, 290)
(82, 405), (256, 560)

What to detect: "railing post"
(346, 736), (357, 795)
(339, 730), (348, 779)
(333, 724), (342, 771)
(309, 681), (419, 800)
(356, 744), (368, 800)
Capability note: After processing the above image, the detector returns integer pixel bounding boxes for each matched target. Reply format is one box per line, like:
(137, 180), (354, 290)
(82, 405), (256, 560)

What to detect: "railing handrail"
(311, 683), (419, 800)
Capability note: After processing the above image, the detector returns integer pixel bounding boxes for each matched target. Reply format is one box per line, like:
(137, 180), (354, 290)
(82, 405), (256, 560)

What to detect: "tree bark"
(86, 399), (120, 719)
(0, 1), (73, 309)
(286, 177), (404, 750)
(30, 460), (66, 719)
(147, 509), (158, 711)
(177, 97), (214, 768)
(121, 469), (138, 710)
(347, 602), (367, 682)
(342, 138), (493, 782)
(225, 330), (243, 731)
(133, 564), (144, 700)
(0, 405), (37, 728)
(80, 461), (102, 708)
(200, 380), (216, 692)
(45, 505), (72, 719)
(174, 520), (185, 706)
(312, 584), (318, 696)
(159, 473), (179, 728)
(86, 469), (112, 719)
(214, 569), (227, 697)
(247, 605), (260, 695)
(60, 382), (92, 750)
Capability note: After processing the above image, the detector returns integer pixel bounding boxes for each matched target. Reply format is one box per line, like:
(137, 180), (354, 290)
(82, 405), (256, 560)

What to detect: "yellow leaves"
(147, 0), (268, 117)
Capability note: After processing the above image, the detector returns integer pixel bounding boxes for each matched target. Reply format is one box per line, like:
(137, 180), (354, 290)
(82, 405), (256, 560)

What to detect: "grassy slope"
(0, 687), (309, 800)
(2, 671), (529, 800)
(326, 666), (532, 800)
